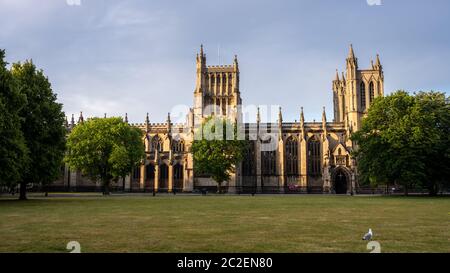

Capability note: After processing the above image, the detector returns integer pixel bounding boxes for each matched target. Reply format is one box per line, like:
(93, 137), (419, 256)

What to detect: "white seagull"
(362, 228), (373, 241)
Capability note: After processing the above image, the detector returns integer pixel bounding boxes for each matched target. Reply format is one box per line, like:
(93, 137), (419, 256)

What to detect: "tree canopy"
(8, 59), (67, 200)
(0, 50), (29, 189)
(352, 90), (450, 195)
(65, 117), (144, 194)
(191, 117), (247, 193)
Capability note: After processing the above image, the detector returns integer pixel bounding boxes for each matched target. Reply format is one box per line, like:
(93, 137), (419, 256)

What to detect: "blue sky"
(1, 0), (449, 123)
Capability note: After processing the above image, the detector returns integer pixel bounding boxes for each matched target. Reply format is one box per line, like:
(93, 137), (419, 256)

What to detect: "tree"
(65, 117), (144, 194)
(0, 50), (29, 191)
(11, 60), (67, 200)
(414, 91), (450, 195)
(191, 117), (247, 193)
(352, 90), (450, 195)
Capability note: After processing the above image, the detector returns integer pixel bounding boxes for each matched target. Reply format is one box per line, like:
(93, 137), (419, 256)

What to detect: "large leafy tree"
(0, 50), (29, 190)
(11, 60), (67, 200)
(192, 117), (247, 193)
(352, 90), (450, 195)
(65, 117), (144, 194)
(414, 91), (450, 195)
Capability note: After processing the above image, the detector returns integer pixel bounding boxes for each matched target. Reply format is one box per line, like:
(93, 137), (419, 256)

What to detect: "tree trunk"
(19, 181), (27, 200)
(103, 179), (110, 195)
(217, 182), (222, 194)
(428, 182), (438, 197)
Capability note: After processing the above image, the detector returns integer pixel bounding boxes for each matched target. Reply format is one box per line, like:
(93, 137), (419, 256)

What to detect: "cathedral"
(55, 44), (384, 194)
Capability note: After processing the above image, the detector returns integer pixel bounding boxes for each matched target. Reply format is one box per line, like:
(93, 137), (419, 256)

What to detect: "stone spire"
(278, 106), (283, 124)
(335, 69), (340, 81)
(64, 116), (69, 128)
(71, 114), (75, 127)
(374, 54), (382, 70)
(124, 113), (128, 124)
(348, 44), (355, 59)
(300, 107), (305, 125)
(256, 106), (261, 124)
(278, 107), (283, 140)
(78, 111), (84, 124)
(322, 107), (327, 139)
(300, 107), (305, 140)
(322, 107), (327, 124)
(167, 112), (172, 135)
(346, 44), (358, 77)
(145, 112), (150, 132)
(256, 106), (261, 141)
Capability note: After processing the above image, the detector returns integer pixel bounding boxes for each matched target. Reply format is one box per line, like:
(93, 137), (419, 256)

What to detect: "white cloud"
(93, 2), (166, 29)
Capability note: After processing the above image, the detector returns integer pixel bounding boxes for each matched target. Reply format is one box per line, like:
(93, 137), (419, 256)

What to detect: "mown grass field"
(0, 194), (448, 253)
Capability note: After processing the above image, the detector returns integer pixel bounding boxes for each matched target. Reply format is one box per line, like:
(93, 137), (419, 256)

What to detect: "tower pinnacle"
(78, 111), (84, 123)
(145, 113), (150, 132)
(348, 44), (355, 59)
(256, 107), (261, 124)
(300, 107), (305, 124)
(278, 106), (283, 124)
(375, 54), (382, 70)
(71, 114), (75, 127)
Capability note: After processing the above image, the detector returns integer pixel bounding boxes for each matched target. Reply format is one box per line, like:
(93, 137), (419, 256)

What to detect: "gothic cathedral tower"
(193, 45), (242, 125)
(332, 45), (384, 131)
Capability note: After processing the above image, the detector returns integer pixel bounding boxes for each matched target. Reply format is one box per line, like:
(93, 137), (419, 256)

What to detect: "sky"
(1, 0), (449, 124)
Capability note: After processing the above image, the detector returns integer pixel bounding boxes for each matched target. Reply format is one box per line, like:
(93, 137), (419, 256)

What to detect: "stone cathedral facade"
(55, 45), (384, 194)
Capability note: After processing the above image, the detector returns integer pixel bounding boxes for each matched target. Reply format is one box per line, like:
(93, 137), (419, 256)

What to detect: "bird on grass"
(362, 228), (373, 241)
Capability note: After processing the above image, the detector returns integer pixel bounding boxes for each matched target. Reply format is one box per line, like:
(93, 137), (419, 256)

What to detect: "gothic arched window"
(159, 163), (169, 189)
(285, 137), (299, 176)
(242, 141), (256, 176)
(171, 140), (185, 153)
(360, 82), (366, 111)
(222, 74), (226, 89)
(151, 135), (163, 152)
(173, 163), (184, 190)
(369, 81), (375, 104)
(308, 136), (321, 176)
(261, 138), (277, 176)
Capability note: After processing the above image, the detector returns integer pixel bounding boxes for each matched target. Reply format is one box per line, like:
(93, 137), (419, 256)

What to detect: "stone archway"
(332, 167), (351, 194)
(173, 163), (184, 191)
(159, 164), (169, 191)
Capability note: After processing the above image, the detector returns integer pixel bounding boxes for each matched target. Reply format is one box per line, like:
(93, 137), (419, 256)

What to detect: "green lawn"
(0, 194), (449, 253)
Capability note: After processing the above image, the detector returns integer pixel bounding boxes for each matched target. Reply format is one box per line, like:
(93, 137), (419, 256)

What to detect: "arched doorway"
(333, 168), (349, 194)
(173, 163), (184, 192)
(159, 164), (169, 191)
